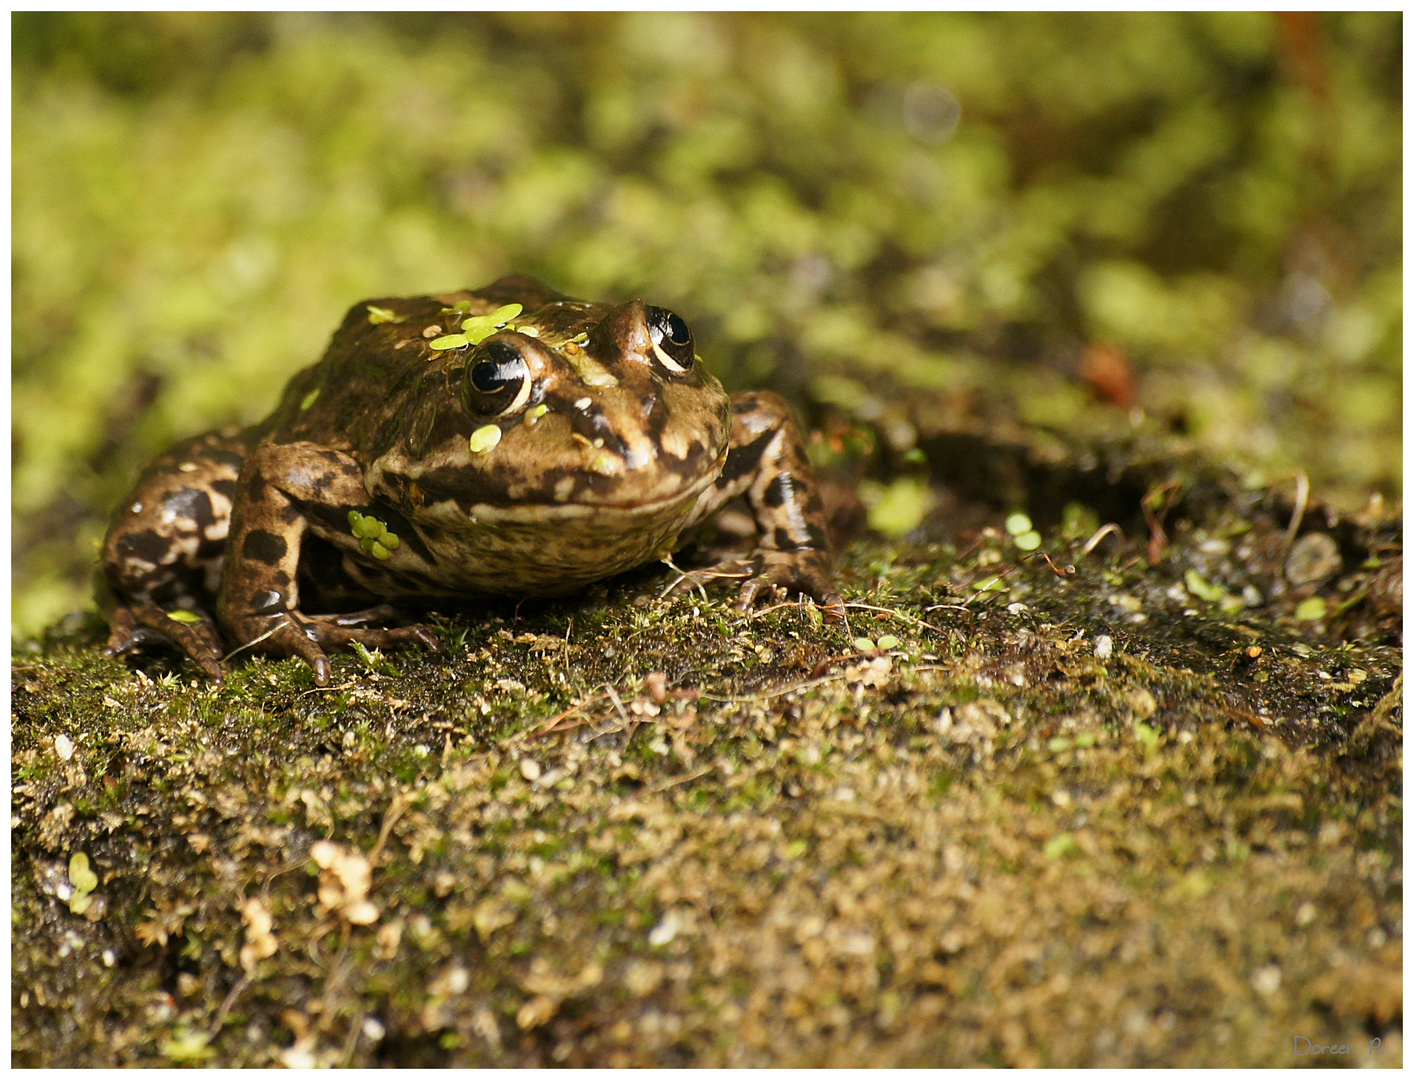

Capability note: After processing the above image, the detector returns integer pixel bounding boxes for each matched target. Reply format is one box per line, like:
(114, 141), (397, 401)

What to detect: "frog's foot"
(736, 549), (845, 621)
(103, 603), (227, 683)
(245, 612), (441, 687)
(665, 550), (844, 621)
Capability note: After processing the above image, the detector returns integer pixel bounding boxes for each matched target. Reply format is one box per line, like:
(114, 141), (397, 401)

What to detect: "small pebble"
(1285, 532), (1342, 585)
(54, 734), (74, 761)
(1250, 964), (1282, 996)
(519, 758), (542, 782)
(1093, 634), (1113, 660)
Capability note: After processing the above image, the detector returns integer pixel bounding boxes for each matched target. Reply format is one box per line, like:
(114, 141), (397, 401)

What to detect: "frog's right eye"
(465, 341), (533, 416)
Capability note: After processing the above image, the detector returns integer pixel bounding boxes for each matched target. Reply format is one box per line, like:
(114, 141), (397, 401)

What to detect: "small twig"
(341, 1013), (365, 1067)
(1282, 470), (1310, 556)
(603, 684), (632, 725)
(645, 765), (715, 794)
(698, 672), (849, 704)
(526, 691), (611, 741)
(1024, 550), (1074, 577)
(844, 602), (951, 637)
(1080, 523), (1124, 558)
(299, 681), (356, 697)
(368, 790), (416, 870)
(954, 533), (989, 563)
(209, 972), (251, 1037)
(220, 622), (284, 663)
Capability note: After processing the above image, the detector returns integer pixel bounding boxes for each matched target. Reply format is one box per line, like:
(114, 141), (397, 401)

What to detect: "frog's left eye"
(465, 341), (533, 416)
(645, 306), (695, 375)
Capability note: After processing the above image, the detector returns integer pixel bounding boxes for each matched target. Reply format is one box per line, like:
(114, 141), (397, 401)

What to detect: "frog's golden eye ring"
(465, 340), (533, 417)
(645, 306), (695, 375)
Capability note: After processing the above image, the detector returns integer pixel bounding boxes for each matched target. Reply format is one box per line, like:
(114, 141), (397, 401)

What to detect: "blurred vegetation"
(12, 12), (1402, 636)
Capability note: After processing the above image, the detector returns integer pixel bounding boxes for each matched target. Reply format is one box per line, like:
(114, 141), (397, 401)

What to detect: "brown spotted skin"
(101, 276), (841, 685)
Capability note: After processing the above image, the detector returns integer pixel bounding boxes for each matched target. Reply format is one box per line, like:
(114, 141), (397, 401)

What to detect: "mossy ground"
(11, 12), (1402, 1067)
(12, 439), (1401, 1067)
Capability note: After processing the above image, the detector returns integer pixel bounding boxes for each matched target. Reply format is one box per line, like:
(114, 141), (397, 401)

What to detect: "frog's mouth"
(408, 462), (721, 531)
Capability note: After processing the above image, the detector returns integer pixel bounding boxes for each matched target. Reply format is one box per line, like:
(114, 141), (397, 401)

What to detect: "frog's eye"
(465, 341), (533, 416)
(645, 306), (695, 375)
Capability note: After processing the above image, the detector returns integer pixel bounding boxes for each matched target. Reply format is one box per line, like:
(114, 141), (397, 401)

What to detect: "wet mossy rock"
(12, 430), (1402, 1067)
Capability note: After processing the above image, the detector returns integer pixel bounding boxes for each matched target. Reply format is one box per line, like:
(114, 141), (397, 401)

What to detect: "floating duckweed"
(1295, 596), (1328, 621)
(1013, 530), (1042, 551)
(1005, 511), (1033, 536)
(972, 575), (1006, 592)
(523, 403), (549, 427)
(461, 303), (524, 345)
(365, 305), (399, 324)
(299, 388), (321, 411)
(430, 333), (470, 351)
(348, 512), (383, 540)
(166, 609), (203, 624)
(348, 511), (399, 559)
(469, 424), (503, 454)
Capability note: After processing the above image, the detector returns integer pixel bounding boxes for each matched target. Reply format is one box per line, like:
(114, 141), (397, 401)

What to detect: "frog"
(100, 276), (843, 685)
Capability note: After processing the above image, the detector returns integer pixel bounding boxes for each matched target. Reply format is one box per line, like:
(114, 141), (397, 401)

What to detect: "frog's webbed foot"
(243, 612), (440, 687)
(736, 548), (845, 621)
(103, 603), (227, 683)
(665, 550), (844, 621)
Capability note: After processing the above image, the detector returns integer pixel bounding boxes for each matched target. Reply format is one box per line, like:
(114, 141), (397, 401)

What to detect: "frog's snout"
(564, 397), (656, 478)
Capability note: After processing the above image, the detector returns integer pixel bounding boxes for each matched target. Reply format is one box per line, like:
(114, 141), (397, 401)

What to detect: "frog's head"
(367, 282), (733, 532)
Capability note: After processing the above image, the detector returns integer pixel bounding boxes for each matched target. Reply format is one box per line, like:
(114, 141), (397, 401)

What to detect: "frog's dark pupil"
(465, 342), (529, 414)
(471, 360), (513, 394)
(646, 306), (694, 367)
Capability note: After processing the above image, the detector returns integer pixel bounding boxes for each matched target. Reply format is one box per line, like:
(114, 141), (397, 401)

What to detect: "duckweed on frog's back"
(99, 276), (842, 684)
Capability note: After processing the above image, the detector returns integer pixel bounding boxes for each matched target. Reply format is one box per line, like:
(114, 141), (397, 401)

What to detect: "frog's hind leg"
(100, 428), (249, 680)
(676, 391), (843, 617)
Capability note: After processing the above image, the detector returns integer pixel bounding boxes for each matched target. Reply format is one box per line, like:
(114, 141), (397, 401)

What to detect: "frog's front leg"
(684, 391), (843, 616)
(218, 442), (439, 685)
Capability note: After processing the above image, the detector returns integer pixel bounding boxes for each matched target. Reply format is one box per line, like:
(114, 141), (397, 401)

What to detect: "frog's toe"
(104, 604), (227, 682)
(661, 559), (754, 600)
(736, 549), (844, 619)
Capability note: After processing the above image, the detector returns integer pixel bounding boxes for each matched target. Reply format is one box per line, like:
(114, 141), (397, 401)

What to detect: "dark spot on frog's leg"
(209, 447), (247, 471)
(732, 400), (759, 415)
(718, 430), (775, 487)
(772, 523), (829, 552)
(764, 475), (791, 508)
(250, 589), (286, 615)
(242, 529), (288, 565)
(211, 478), (238, 501)
(117, 529), (174, 566)
(161, 487), (216, 528)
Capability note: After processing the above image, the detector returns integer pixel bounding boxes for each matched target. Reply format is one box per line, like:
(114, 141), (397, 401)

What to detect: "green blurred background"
(12, 12), (1402, 638)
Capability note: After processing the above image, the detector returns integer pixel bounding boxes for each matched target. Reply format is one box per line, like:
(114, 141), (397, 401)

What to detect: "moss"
(11, 11), (1404, 1069)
